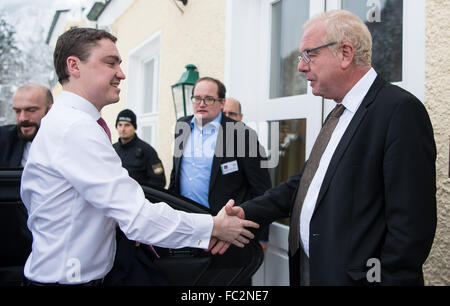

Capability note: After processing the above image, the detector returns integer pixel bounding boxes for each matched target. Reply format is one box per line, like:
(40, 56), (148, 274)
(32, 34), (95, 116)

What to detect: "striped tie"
(288, 104), (346, 256)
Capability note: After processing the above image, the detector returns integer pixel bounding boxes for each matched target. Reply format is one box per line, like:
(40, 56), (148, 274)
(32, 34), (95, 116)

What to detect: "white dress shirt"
(300, 68), (377, 257)
(21, 91), (213, 284)
(21, 141), (31, 167)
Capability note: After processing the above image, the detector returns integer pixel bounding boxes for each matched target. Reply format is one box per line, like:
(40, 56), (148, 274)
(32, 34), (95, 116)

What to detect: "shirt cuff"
(188, 213), (213, 249)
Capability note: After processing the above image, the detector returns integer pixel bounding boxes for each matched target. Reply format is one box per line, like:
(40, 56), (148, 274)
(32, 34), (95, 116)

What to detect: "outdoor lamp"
(171, 64), (199, 119)
(86, 1), (111, 21)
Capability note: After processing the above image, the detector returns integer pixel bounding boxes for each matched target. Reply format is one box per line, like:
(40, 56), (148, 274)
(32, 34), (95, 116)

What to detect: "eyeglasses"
(223, 111), (240, 118)
(191, 96), (222, 105)
(297, 42), (337, 64)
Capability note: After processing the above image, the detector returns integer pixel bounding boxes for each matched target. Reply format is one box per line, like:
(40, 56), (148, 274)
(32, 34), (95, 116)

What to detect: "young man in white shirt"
(20, 27), (258, 286)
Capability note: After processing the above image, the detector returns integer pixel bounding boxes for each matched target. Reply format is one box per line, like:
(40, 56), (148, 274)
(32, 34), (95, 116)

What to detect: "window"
(270, 0), (310, 99)
(142, 125), (155, 148)
(269, 119), (306, 187)
(267, 118), (306, 225)
(127, 32), (161, 148)
(143, 59), (156, 113)
(342, 0), (403, 83)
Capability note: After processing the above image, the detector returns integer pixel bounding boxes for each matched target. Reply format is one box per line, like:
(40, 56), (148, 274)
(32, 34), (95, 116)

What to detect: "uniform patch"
(152, 163), (164, 175)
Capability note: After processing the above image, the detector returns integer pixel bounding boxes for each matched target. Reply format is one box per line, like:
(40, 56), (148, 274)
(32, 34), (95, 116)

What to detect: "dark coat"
(0, 125), (31, 285)
(169, 114), (272, 214)
(113, 134), (166, 188)
(0, 125), (26, 168)
(169, 114), (272, 242)
(107, 134), (167, 285)
(241, 76), (437, 286)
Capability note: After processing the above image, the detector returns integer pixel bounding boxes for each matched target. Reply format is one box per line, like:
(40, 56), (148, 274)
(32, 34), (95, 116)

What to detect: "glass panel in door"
(143, 59), (155, 113)
(268, 118), (307, 225)
(270, 0), (310, 99)
(142, 125), (154, 147)
(342, 0), (403, 83)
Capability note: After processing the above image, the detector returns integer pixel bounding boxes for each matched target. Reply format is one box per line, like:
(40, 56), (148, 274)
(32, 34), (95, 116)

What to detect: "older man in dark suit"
(0, 84), (53, 168)
(224, 10), (436, 286)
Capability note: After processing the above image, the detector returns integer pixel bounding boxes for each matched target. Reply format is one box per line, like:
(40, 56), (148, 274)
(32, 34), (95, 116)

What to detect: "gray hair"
(303, 10), (372, 66)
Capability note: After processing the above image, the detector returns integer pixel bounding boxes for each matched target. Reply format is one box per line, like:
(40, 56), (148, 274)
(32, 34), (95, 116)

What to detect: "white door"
(226, 0), (325, 286)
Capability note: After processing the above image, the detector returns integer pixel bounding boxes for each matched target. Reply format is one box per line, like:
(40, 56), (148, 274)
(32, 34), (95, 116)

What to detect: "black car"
(0, 169), (263, 286)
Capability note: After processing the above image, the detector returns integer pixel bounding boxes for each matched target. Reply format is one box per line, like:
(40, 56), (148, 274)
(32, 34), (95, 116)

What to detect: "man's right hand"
(211, 200), (258, 250)
(209, 200), (252, 254)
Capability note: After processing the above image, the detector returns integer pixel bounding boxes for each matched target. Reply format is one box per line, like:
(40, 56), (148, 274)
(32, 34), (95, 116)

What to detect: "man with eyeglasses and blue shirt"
(169, 77), (272, 284)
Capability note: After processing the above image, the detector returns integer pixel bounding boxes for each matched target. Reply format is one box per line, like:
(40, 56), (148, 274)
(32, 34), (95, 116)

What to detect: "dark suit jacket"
(241, 76), (437, 286)
(0, 125), (31, 285)
(169, 115), (272, 238)
(113, 134), (166, 188)
(0, 125), (26, 168)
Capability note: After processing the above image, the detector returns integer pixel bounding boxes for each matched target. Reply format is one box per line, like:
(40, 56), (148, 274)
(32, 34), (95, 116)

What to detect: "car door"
(0, 169), (32, 285)
(0, 169), (264, 286)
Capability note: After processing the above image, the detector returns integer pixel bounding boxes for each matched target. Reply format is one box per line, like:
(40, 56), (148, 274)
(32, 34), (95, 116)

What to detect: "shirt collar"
(190, 113), (222, 134)
(340, 67), (377, 113)
(58, 91), (101, 121)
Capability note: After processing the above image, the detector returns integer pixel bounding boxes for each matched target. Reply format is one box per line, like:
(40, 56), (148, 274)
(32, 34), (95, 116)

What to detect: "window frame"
(126, 31), (161, 148)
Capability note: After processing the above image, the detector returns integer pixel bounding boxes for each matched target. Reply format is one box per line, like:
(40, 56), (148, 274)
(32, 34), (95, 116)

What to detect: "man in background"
(108, 108), (168, 285)
(169, 77), (272, 285)
(113, 109), (166, 188)
(0, 84), (53, 168)
(0, 83), (52, 285)
(169, 77), (271, 215)
(223, 98), (243, 122)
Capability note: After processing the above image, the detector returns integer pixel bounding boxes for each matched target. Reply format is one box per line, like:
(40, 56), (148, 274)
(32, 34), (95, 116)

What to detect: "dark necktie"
(97, 117), (112, 143)
(288, 104), (345, 256)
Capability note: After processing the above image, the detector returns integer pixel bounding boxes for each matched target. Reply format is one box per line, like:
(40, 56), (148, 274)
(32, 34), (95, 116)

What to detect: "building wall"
(102, 0), (227, 183)
(423, 0), (450, 286)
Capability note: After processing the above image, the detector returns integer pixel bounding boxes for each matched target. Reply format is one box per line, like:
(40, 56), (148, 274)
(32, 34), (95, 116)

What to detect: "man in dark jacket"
(0, 84), (53, 168)
(0, 84), (52, 285)
(224, 10), (436, 286)
(113, 109), (165, 188)
(169, 77), (272, 285)
(106, 108), (168, 285)
(169, 77), (271, 214)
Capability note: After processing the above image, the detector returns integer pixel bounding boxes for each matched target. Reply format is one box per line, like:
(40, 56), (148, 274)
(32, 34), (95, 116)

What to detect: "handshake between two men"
(209, 200), (253, 255)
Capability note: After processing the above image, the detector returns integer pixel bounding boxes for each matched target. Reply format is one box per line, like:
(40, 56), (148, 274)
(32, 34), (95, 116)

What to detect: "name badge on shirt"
(221, 160), (238, 175)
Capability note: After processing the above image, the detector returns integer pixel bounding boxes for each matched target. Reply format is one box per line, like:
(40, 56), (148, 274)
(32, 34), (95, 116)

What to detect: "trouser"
(300, 246), (310, 286)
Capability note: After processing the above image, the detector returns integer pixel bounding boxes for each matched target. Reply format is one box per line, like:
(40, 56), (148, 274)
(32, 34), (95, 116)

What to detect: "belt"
(23, 277), (104, 287)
